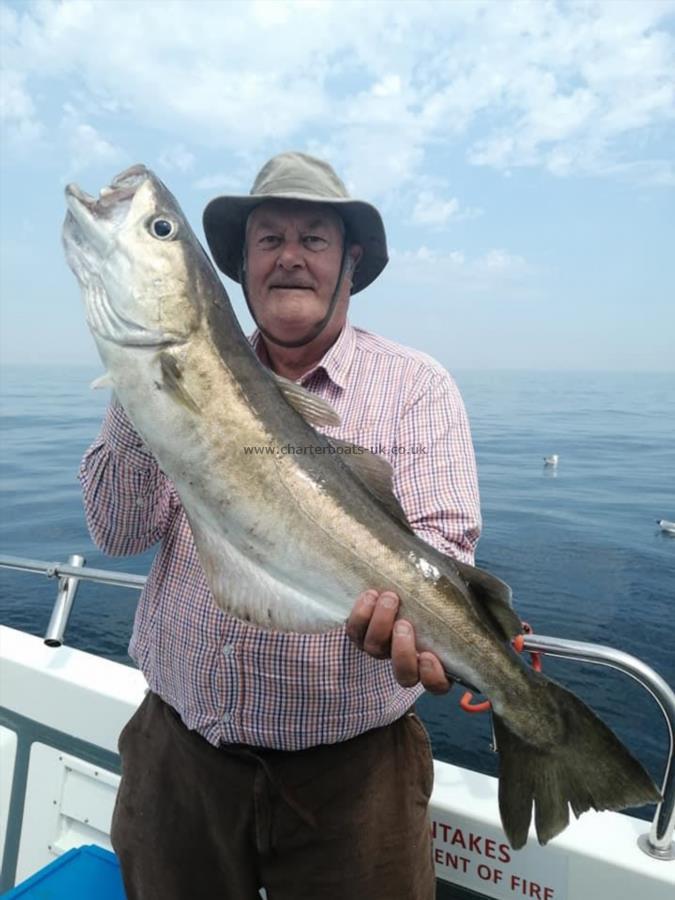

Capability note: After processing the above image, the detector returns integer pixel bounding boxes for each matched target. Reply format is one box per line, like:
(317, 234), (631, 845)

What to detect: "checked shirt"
(79, 321), (481, 750)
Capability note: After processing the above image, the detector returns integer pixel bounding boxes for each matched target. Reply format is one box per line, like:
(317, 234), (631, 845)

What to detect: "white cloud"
(596, 158), (675, 187)
(484, 249), (527, 272)
(390, 245), (531, 294)
(0, 69), (33, 120)
(193, 172), (244, 192)
(412, 192), (459, 227)
(252, 0), (292, 27)
(60, 105), (124, 173)
(69, 122), (123, 169)
(1, 0), (674, 191)
(0, 68), (44, 146)
(412, 190), (482, 228)
(158, 144), (195, 173)
(372, 74), (403, 98)
(459, 3), (675, 178)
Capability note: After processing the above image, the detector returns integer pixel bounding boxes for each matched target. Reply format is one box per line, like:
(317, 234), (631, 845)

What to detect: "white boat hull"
(1, 625), (673, 898)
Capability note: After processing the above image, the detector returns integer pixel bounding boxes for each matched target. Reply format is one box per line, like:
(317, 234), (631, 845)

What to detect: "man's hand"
(346, 590), (452, 694)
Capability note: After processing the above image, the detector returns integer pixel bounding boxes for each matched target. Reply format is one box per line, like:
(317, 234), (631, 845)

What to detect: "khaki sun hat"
(202, 151), (388, 294)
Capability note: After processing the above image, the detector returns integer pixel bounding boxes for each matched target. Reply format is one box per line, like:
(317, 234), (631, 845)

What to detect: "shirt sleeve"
(393, 369), (481, 564)
(78, 399), (179, 556)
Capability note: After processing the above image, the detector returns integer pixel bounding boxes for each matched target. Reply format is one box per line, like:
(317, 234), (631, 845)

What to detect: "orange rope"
(459, 621), (542, 714)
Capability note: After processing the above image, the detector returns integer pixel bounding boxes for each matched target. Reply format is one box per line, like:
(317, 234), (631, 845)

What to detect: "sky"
(1, 0), (674, 372)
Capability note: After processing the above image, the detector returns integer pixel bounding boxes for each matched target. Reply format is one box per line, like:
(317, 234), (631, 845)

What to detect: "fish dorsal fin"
(273, 374), (341, 427)
(329, 438), (413, 530)
(271, 374), (409, 528)
(451, 560), (521, 641)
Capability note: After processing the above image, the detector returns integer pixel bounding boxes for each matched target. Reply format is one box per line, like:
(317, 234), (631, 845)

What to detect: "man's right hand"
(346, 590), (452, 694)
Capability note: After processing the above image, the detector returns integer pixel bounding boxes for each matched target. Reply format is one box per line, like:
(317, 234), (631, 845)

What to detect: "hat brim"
(202, 192), (388, 294)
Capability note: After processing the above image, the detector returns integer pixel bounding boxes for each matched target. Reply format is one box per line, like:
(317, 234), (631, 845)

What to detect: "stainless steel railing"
(1, 553), (673, 860)
(1, 553), (145, 647)
(0, 554), (147, 591)
(523, 634), (674, 860)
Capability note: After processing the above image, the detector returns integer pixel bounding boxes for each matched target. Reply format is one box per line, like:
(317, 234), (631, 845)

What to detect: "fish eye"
(149, 217), (177, 240)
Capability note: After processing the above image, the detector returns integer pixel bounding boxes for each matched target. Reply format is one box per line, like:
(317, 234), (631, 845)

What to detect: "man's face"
(244, 200), (359, 348)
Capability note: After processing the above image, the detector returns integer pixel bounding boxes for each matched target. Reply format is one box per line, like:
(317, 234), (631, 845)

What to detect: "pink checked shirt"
(79, 322), (481, 750)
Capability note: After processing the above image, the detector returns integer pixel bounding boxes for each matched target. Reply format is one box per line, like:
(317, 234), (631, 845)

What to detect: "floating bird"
(543, 454), (559, 467)
(657, 519), (675, 535)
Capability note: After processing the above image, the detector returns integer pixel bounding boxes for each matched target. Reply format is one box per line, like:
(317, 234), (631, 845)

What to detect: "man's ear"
(348, 244), (363, 272)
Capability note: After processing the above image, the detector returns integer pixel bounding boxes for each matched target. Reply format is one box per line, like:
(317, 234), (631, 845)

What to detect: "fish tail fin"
(493, 680), (661, 849)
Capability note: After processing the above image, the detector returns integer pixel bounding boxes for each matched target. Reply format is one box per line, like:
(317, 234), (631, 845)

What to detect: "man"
(80, 152), (480, 899)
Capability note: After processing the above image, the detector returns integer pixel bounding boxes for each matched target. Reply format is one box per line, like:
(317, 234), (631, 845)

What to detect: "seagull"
(543, 454), (559, 467)
(657, 519), (675, 535)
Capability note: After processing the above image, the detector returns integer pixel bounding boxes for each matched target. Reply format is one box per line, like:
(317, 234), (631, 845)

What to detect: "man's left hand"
(346, 590), (452, 694)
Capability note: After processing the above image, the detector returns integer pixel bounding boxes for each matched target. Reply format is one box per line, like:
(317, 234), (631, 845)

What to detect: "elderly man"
(81, 152), (480, 900)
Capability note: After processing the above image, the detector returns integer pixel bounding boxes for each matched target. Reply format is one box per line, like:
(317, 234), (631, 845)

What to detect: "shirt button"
(222, 712), (232, 724)
(222, 643), (234, 657)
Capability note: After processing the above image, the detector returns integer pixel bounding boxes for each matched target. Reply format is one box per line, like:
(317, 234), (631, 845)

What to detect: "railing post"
(44, 554), (85, 647)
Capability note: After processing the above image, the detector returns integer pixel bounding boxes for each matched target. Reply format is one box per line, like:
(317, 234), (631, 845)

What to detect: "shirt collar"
(250, 320), (357, 390)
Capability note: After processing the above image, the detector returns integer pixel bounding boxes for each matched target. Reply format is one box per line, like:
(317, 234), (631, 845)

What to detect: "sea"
(1, 364), (674, 818)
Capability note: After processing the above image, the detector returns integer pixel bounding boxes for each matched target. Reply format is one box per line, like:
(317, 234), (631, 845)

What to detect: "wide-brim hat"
(203, 151), (388, 294)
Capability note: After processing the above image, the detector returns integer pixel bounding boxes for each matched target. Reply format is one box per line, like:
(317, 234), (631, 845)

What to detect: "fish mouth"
(64, 164), (150, 256)
(65, 164), (149, 224)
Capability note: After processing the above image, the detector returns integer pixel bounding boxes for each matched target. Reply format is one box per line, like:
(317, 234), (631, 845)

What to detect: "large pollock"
(63, 165), (660, 849)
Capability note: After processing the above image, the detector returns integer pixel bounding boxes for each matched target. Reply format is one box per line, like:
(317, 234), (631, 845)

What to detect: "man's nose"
(277, 239), (306, 269)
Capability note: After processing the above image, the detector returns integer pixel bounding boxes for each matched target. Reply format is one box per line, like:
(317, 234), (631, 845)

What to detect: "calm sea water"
(1, 364), (674, 815)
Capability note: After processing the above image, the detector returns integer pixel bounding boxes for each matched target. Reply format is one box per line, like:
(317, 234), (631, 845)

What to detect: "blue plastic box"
(4, 845), (126, 899)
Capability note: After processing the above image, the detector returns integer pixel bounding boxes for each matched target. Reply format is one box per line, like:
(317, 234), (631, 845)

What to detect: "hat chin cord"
(239, 244), (350, 350)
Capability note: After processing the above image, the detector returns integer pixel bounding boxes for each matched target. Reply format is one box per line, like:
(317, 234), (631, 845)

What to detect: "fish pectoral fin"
(158, 351), (200, 413)
(447, 561), (521, 641)
(272, 374), (341, 427)
(330, 439), (414, 531)
(90, 372), (114, 390)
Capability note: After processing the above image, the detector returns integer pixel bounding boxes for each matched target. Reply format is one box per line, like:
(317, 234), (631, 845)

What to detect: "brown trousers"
(111, 692), (435, 900)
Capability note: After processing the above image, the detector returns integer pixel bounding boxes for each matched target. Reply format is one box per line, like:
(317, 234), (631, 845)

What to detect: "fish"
(62, 164), (660, 850)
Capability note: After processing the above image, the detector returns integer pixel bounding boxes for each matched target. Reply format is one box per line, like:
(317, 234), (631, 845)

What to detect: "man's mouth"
(270, 284), (313, 290)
